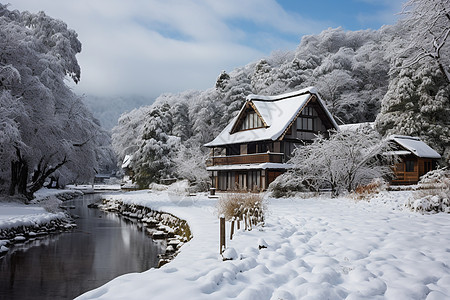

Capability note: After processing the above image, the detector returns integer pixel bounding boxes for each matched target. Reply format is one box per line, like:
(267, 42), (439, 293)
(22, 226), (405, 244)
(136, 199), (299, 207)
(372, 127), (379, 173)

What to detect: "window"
(239, 111), (264, 131)
(297, 106), (317, 132)
(301, 106), (317, 116)
(297, 116), (314, 131)
(405, 160), (415, 172)
(247, 170), (261, 191)
(226, 144), (240, 156)
(247, 143), (256, 154)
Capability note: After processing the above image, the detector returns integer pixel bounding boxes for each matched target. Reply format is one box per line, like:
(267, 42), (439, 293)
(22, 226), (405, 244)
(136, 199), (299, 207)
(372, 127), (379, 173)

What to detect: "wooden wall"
(391, 156), (435, 185)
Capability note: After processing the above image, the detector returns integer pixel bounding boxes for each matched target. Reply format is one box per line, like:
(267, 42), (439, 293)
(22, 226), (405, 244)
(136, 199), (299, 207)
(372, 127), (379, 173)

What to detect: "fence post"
(220, 217), (225, 254)
(230, 219), (235, 240)
(243, 214), (247, 231)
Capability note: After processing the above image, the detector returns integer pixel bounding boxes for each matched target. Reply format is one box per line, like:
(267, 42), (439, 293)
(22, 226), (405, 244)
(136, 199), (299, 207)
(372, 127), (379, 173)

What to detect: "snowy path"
(77, 192), (450, 300)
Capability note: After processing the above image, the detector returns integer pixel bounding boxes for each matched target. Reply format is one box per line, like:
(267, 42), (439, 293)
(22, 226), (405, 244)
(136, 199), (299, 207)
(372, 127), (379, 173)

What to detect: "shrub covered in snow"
(216, 193), (267, 225)
(406, 168), (450, 213)
(268, 171), (309, 198)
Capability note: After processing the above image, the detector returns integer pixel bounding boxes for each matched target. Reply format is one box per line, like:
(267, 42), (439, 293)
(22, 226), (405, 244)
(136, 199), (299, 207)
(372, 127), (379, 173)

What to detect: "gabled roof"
(204, 87), (339, 147)
(389, 135), (441, 159)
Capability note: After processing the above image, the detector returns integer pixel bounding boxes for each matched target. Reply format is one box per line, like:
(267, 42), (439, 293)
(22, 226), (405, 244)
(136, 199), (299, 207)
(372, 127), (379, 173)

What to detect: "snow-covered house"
(389, 135), (441, 185)
(204, 87), (339, 191)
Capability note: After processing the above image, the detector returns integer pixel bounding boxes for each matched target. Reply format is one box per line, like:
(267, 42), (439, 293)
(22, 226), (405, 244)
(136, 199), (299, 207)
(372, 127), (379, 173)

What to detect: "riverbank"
(77, 189), (450, 299)
(99, 199), (192, 267)
(0, 189), (81, 255)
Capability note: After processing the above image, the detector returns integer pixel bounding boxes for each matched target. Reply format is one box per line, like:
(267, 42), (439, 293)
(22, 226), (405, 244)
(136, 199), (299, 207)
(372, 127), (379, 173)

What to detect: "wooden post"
(243, 214), (247, 231)
(237, 217), (240, 230)
(220, 217), (225, 254)
(230, 219), (235, 240)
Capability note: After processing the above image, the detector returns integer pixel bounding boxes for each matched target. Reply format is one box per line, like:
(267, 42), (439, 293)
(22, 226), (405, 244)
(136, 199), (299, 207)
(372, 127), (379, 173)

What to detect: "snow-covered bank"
(99, 198), (192, 267)
(0, 189), (80, 255)
(77, 190), (450, 300)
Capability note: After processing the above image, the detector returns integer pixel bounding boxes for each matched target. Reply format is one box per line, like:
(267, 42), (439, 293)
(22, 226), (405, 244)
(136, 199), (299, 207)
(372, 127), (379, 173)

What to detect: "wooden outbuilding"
(389, 135), (441, 185)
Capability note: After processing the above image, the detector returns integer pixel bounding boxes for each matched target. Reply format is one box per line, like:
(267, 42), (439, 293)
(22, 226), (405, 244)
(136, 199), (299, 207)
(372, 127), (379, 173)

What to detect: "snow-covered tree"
(173, 143), (210, 190)
(0, 5), (112, 199)
(314, 69), (358, 117)
(129, 103), (180, 187)
(399, 0), (450, 83)
(376, 62), (450, 164)
(112, 106), (151, 166)
(270, 130), (396, 197)
(112, 26), (397, 188)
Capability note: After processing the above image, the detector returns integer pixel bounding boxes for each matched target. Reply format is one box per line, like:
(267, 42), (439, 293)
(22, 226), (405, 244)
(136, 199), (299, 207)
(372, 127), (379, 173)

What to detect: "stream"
(0, 193), (165, 300)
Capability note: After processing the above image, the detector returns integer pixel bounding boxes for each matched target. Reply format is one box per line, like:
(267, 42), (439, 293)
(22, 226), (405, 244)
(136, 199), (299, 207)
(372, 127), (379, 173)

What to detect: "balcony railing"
(391, 171), (419, 184)
(211, 152), (284, 165)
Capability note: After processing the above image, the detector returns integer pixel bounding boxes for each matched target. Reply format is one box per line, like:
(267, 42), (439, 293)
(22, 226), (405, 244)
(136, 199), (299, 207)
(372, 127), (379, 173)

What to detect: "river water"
(0, 193), (165, 300)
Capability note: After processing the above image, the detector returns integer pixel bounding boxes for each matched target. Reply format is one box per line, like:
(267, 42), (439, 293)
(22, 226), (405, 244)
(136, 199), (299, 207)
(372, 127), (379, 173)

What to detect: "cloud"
(7, 0), (397, 98)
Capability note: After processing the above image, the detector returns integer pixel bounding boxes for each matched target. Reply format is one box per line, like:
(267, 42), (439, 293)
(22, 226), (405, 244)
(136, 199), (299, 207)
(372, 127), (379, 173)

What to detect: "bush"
(352, 178), (387, 200)
(406, 168), (450, 213)
(216, 193), (267, 225)
(268, 171), (309, 198)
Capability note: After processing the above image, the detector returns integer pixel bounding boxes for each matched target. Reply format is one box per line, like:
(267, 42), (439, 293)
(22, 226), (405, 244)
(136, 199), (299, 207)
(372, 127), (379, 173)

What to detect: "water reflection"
(0, 194), (165, 300)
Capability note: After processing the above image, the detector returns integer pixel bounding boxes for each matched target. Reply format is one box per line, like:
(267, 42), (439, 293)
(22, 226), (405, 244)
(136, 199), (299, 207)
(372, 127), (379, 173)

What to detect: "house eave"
(206, 163), (293, 171)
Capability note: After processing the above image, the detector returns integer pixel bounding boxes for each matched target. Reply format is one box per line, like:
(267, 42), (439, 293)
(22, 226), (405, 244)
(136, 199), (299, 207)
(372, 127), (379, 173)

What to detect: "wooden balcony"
(211, 152), (284, 166)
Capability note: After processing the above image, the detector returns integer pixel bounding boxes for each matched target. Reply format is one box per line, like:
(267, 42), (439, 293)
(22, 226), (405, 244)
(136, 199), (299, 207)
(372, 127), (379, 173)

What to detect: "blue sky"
(8, 0), (404, 98)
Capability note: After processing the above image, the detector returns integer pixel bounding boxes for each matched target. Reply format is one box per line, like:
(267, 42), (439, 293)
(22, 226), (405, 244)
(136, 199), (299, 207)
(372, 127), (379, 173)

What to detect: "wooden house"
(204, 87), (339, 191)
(389, 135), (441, 185)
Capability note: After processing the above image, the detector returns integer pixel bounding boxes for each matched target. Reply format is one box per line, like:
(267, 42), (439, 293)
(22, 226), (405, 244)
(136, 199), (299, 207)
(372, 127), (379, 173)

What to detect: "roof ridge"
(247, 86), (317, 102)
(390, 135), (421, 141)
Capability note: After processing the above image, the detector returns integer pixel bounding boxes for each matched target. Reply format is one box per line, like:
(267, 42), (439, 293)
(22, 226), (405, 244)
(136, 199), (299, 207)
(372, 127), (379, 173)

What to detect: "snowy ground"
(76, 190), (450, 300)
(0, 188), (72, 230)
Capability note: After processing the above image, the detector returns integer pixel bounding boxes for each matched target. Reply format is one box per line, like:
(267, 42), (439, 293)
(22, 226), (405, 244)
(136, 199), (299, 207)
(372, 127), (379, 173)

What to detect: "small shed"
(389, 135), (441, 185)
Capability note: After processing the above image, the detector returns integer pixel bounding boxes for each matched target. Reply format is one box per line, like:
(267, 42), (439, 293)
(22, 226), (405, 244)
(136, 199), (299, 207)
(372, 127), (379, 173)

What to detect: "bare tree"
(400, 0), (450, 82)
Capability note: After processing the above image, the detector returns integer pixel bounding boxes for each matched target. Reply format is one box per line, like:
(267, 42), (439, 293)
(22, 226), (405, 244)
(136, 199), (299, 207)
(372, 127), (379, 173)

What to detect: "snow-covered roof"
(389, 135), (441, 159)
(206, 163), (293, 171)
(121, 154), (132, 169)
(204, 87), (338, 147)
(384, 150), (412, 156)
(339, 122), (374, 132)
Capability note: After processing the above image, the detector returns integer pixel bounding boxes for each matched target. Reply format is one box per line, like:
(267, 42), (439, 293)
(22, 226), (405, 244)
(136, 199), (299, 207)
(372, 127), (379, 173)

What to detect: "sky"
(7, 0), (405, 99)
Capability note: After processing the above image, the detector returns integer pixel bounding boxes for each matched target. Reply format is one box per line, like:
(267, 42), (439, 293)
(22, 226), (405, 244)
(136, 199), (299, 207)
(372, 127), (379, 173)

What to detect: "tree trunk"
(9, 148), (68, 201)
(330, 182), (338, 198)
(9, 158), (29, 199)
(27, 156), (68, 198)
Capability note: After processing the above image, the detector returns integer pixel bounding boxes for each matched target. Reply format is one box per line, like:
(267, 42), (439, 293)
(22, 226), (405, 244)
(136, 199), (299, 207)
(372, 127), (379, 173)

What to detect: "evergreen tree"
(376, 61), (450, 165)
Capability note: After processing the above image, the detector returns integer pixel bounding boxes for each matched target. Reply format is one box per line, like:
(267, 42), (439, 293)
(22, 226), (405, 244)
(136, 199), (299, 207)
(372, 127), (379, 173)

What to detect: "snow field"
(77, 191), (450, 300)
